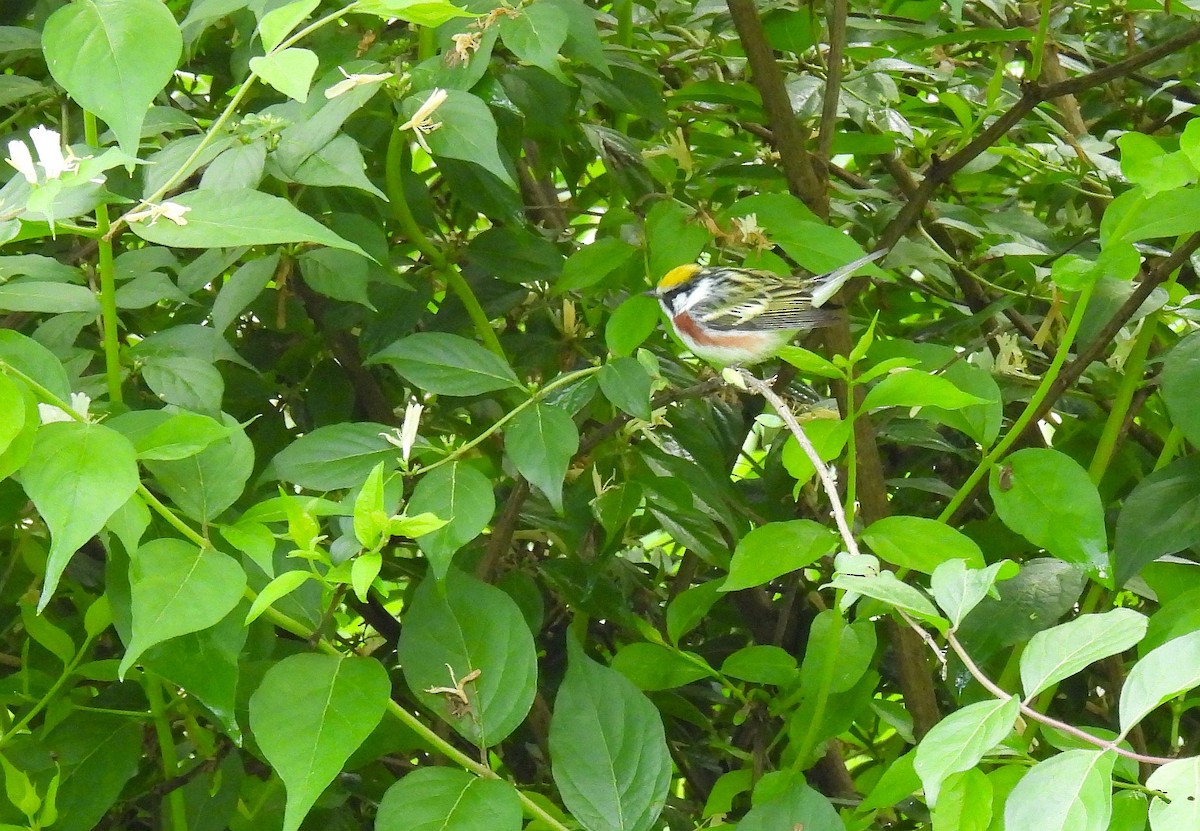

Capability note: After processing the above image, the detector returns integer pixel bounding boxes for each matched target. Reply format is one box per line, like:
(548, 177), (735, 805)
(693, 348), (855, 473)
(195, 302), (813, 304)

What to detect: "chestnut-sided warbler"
(649, 249), (885, 366)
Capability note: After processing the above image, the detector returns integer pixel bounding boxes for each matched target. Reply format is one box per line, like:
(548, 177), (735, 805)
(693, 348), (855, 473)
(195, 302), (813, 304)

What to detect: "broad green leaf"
(108, 410), (230, 462)
(721, 645), (798, 685)
(118, 539), (246, 677)
(606, 293), (660, 357)
(1147, 757), (1200, 831)
(350, 551), (381, 602)
(270, 422), (395, 491)
(930, 559), (1018, 630)
(42, 0), (182, 157)
(799, 610), (877, 695)
(355, 0), (476, 26)
(141, 355), (224, 414)
(370, 332), (520, 396)
(931, 769), (992, 831)
(0, 282), (98, 314)
(611, 642), (712, 690)
(860, 748), (919, 810)
(862, 516), (984, 574)
(1019, 609), (1147, 699)
(723, 520), (838, 591)
(211, 253), (278, 333)
(505, 402), (578, 513)
(244, 570), (312, 624)
(913, 697), (1020, 806)
(1119, 630), (1200, 732)
(257, 0), (318, 51)
(862, 369), (986, 411)
(645, 200), (709, 281)
(781, 418), (850, 486)
(1161, 330), (1200, 449)
(376, 768), (522, 831)
(144, 414), (252, 523)
(549, 637), (671, 831)
(1113, 456), (1200, 587)
(0, 374), (28, 455)
(1118, 132), (1198, 196)
(990, 448), (1108, 576)
(19, 601), (74, 665)
(598, 357), (653, 420)
(401, 89), (513, 186)
(352, 462), (388, 550)
(499, 2), (570, 75)
(21, 422), (139, 611)
(249, 48), (318, 103)
(665, 580), (722, 644)
(397, 570), (537, 746)
(1003, 750), (1115, 831)
(557, 237), (636, 292)
(0, 330), (71, 400)
(737, 779), (845, 831)
(44, 712), (142, 831)
(249, 654), (390, 831)
(407, 463), (494, 580)
(1100, 186), (1200, 245)
(777, 345), (842, 378)
(829, 572), (945, 626)
(129, 188), (369, 257)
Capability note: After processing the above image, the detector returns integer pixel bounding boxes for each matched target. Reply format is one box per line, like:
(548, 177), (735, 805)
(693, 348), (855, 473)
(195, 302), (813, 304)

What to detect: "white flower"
(325, 67), (394, 99)
(994, 332), (1035, 379)
(38, 392), (91, 424)
(126, 201), (191, 226)
(5, 140), (37, 184)
(399, 88), (448, 153)
(29, 126), (72, 179)
(380, 399), (425, 463)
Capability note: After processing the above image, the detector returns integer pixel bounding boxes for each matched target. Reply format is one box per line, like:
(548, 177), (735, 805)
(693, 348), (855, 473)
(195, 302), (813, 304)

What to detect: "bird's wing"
(699, 271), (840, 332)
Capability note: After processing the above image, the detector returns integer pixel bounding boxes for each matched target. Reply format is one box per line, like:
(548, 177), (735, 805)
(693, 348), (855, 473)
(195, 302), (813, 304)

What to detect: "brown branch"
(878, 23), (1200, 250)
(725, 0), (826, 216)
(817, 0), (848, 163)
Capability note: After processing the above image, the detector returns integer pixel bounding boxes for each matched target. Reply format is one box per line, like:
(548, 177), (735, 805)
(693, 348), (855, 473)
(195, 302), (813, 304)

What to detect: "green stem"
(84, 112), (123, 404)
(1087, 314), (1156, 484)
(939, 283), (1095, 522)
(1155, 426), (1184, 470)
(417, 25), (436, 61)
(1030, 0), (1052, 80)
(614, 0), (633, 48)
(146, 677), (189, 831)
(843, 369), (858, 526)
(410, 366), (602, 476)
(0, 631), (97, 751)
(384, 127), (506, 358)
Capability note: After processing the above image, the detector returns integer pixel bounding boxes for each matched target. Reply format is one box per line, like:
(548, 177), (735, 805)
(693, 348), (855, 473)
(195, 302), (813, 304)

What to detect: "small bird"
(649, 249), (886, 366)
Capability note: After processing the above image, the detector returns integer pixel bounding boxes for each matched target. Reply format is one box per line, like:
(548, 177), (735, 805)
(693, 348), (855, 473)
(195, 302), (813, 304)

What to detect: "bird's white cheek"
(673, 281), (713, 314)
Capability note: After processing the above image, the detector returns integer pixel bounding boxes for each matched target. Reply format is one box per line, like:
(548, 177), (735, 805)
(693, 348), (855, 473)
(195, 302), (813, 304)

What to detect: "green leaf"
(271, 423), (395, 491)
(350, 550), (381, 602)
(1161, 330), (1200, 449)
(829, 572), (945, 626)
(0, 752), (40, 819)
(1019, 609), (1147, 699)
(499, 2), (570, 74)
(776, 345), (842, 379)
(355, 0), (476, 26)
(721, 645), (797, 685)
(1100, 186), (1200, 245)
(931, 769), (993, 831)
(0, 282), (99, 314)
(141, 355), (224, 413)
(738, 778), (845, 831)
(611, 642), (712, 690)
(0, 330), (72, 400)
(370, 332), (520, 396)
(1147, 757), (1200, 831)
(990, 448), (1108, 576)
(211, 253), (278, 333)
(506, 402), (578, 513)
(781, 418), (850, 487)
(248, 654), (390, 831)
(0, 374), (28, 456)
(109, 410), (230, 462)
(861, 516), (985, 574)
(862, 369), (986, 411)
(353, 462), (388, 550)
(397, 570), (537, 746)
(21, 422), (139, 611)
(598, 357), (653, 420)
(913, 697), (1020, 806)
(645, 200), (709, 281)
(407, 463), (494, 580)
(1118, 132), (1197, 197)
(666, 580), (722, 644)
(42, 0), (182, 157)
(119, 539), (246, 677)
(606, 293), (660, 357)
(557, 238), (636, 293)
(129, 188), (369, 257)
(249, 48), (318, 103)
(723, 520), (838, 591)
(549, 637), (671, 831)
(257, 0), (318, 51)
(144, 415), (252, 523)
(930, 559), (1018, 630)
(44, 712), (142, 831)
(244, 570), (312, 624)
(19, 601), (74, 665)
(402, 89), (514, 186)
(1119, 630), (1200, 732)
(1113, 456), (1200, 587)
(798, 610), (877, 695)
(1003, 750), (1115, 831)
(376, 768), (522, 831)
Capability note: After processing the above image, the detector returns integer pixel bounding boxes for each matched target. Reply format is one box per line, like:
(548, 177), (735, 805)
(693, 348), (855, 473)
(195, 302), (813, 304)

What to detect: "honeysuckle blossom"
(381, 399), (425, 463)
(446, 32), (482, 67)
(5, 126), (79, 185)
(324, 67), (394, 100)
(125, 201), (191, 226)
(37, 392), (91, 425)
(398, 88), (448, 154)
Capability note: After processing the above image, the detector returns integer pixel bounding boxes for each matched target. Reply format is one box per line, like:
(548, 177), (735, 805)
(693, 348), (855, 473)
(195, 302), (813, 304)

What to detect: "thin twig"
(817, 0), (848, 163)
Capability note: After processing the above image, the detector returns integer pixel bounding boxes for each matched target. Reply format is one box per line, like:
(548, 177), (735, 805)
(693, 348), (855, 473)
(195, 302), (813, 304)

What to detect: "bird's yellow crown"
(658, 263), (703, 290)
